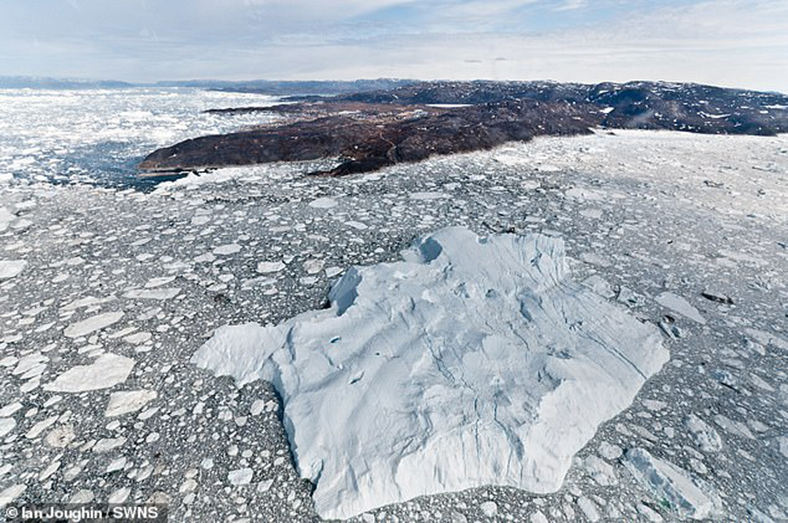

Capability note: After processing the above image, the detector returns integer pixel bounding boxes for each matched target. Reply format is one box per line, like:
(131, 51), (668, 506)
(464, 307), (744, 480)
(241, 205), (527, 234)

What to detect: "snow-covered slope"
(192, 227), (669, 519)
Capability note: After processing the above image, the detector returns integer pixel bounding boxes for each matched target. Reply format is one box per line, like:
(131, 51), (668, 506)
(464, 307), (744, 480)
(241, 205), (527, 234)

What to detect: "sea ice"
(105, 390), (158, 417)
(308, 197), (338, 209)
(625, 447), (724, 519)
(0, 260), (27, 280)
(193, 227), (668, 519)
(123, 288), (181, 300)
(44, 353), (135, 393)
(655, 292), (706, 324)
(64, 311), (125, 338)
(256, 261), (286, 274)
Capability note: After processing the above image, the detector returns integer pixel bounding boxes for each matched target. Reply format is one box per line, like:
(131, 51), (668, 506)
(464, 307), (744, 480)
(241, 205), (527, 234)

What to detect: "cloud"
(556, 0), (588, 11)
(0, 0), (785, 92)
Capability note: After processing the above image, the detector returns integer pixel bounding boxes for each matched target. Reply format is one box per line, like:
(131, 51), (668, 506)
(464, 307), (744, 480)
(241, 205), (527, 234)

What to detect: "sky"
(0, 0), (786, 92)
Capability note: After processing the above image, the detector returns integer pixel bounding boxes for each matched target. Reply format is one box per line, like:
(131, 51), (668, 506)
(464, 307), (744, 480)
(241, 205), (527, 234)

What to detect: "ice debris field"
(0, 88), (786, 523)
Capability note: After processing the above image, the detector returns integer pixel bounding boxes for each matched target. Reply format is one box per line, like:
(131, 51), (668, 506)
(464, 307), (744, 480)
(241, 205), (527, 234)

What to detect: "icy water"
(0, 87), (787, 522)
(0, 88), (280, 188)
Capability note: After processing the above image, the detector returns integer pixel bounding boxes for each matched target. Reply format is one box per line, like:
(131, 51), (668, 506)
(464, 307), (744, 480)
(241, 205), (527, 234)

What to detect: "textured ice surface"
(193, 227), (668, 519)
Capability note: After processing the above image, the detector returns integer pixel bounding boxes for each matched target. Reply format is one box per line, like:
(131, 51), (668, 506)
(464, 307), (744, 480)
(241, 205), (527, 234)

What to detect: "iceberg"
(193, 227), (668, 519)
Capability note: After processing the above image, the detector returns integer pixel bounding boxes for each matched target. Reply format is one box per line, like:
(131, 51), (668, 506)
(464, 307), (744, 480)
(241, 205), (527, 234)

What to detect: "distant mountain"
(0, 75), (135, 89)
(158, 79), (417, 96)
(0, 75), (416, 95)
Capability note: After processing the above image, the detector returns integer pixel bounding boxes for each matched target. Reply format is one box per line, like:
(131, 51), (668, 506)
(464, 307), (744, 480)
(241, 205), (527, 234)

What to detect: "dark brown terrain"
(139, 80), (788, 176)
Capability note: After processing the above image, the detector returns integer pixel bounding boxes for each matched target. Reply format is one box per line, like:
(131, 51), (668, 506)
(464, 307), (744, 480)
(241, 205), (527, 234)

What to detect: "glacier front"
(192, 227), (668, 519)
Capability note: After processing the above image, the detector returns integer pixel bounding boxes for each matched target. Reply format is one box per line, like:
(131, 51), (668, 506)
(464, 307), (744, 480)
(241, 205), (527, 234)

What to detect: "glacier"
(192, 226), (669, 519)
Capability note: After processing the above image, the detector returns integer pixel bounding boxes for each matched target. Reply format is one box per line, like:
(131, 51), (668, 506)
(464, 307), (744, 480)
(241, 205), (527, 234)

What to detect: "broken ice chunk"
(655, 292), (706, 324)
(625, 447), (724, 520)
(44, 354), (135, 393)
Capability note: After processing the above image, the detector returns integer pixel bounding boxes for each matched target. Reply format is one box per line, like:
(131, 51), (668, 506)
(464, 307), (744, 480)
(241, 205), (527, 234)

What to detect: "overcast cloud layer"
(0, 0), (786, 92)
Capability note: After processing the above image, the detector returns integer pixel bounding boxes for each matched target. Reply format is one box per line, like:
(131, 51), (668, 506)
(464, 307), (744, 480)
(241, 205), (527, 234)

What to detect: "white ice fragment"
(250, 400), (265, 416)
(309, 197), (338, 209)
(64, 311), (124, 338)
(44, 354), (135, 393)
(213, 243), (242, 256)
(655, 292), (706, 324)
(0, 402), (22, 417)
(777, 436), (788, 459)
(123, 332), (152, 345)
(25, 415), (58, 439)
(713, 414), (755, 439)
(145, 276), (176, 288)
(582, 275), (616, 299)
(685, 415), (723, 452)
(124, 288), (180, 300)
(12, 353), (48, 376)
(744, 328), (788, 351)
(0, 207), (15, 232)
(565, 187), (606, 201)
(106, 457), (127, 473)
(0, 260), (27, 280)
(194, 253), (216, 264)
(584, 455), (617, 485)
(577, 496), (600, 522)
(0, 484), (26, 508)
(256, 261), (286, 274)
(105, 390), (158, 417)
(409, 191), (448, 200)
(345, 220), (368, 230)
(61, 295), (116, 312)
(45, 425), (75, 448)
(303, 259), (324, 275)
(530, 511), (549, 523)
(0, 418), (16, 438)
(93, 437), (127, 453)
(108, 487), (130, 504)
(625, 447), (724, 520)
(480, 501), (498, 518)
(228, 468), (253, 486)
(193, 227), (668, 519)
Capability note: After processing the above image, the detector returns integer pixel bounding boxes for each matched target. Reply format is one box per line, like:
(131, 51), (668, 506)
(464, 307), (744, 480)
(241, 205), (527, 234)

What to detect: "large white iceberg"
(193, 227), (668, 519)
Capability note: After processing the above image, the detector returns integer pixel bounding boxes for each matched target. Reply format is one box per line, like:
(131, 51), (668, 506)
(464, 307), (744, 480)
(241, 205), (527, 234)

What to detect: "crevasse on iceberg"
(192, 227), (668, 519)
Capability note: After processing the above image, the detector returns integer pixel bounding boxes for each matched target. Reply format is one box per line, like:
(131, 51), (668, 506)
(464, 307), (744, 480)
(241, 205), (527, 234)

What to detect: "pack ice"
(193, 227), (669, 519)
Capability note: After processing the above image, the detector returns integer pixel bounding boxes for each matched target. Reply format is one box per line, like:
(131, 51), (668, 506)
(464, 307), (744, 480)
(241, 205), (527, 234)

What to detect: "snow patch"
(192, 227), (668, 519)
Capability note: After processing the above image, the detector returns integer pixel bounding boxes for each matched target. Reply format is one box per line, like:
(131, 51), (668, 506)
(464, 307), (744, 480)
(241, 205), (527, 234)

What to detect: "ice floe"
(44, 353), (135, 392)
(123, 288), (181, 300)
(655, 292), (706, 325)
(193, 226), (668, 519)
(0, 260), (27, 280)
(63, 311), (125, 338)
(625, 447), (724, 520)
(105, 389), (158, 417)
(308, 197), (338, 209)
